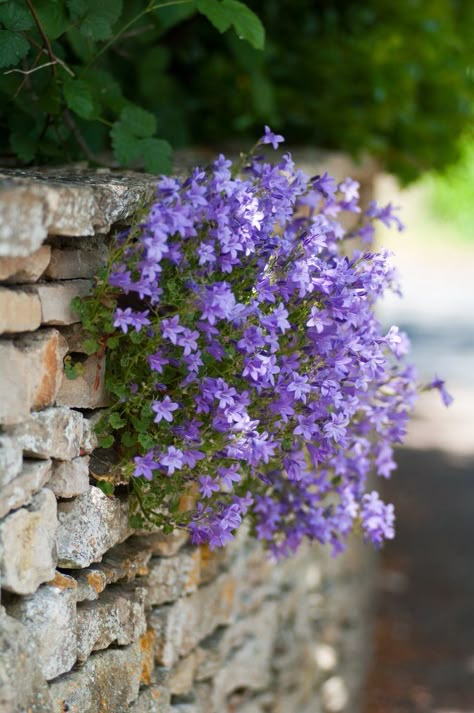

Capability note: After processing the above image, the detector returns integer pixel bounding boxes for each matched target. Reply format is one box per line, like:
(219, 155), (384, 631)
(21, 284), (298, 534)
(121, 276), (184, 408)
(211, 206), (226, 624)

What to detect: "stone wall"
(0, 161), (376, 713)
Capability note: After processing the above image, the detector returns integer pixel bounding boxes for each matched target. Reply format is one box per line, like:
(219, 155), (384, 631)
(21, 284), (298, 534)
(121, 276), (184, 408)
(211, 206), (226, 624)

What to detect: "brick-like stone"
(137, 529), (189, 557)
(0, 245), (51, 283)
(0, 286), (41, 333)
(49, 639), (144, 713)
(33, 279), (92, 325)
(0, 458), (52, 518)
(76, 582), (147, 660)
(0, 488), (57, 594)
(56, 486), (131, 567)
(128, 669), (171, 713)
(46, 456), (90, 498)
(0, 607), (52, 712)
(6, 573), (77, 680)
(80, 410), (102, 454)
(147, 548), (201, 605)
(0, 434), (22, 487)
(7, 406), (84, 459)
(55, 353), (109, 408)
(0, 329), (67, 425)
(45, 242), (108, 279)
(169, 651), (200, 696)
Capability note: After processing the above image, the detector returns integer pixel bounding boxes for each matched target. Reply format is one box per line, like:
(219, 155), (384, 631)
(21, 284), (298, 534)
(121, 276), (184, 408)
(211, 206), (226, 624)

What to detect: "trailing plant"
(74, 129), (450, 558)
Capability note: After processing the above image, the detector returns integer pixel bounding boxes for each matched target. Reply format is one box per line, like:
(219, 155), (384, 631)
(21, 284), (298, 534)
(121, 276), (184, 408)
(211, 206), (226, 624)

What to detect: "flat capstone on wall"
(0, 156), (377, 713)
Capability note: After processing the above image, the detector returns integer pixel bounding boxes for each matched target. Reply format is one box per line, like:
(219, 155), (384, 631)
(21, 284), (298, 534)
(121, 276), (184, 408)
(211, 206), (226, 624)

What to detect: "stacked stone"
(0, 167), (375, 713)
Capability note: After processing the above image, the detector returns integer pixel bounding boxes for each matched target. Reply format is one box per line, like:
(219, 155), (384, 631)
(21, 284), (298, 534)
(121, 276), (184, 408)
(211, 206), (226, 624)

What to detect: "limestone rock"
(0, 286), (41, 333)
(56, 354), (109, 408)
(0, 329), (67, 425)
(7, 406), (84, 459)
(6, 573), (78, 680)
(147, 548), (201, 606)
(56, 486), (131, 567)
(47, 456), (90, 498)
(33, 279), (92, 325)
(169, 651), (200, 696)
(76, 582), (147, 660)
(80, 410), (102, 454)
(49, 639), (144, 713)
(0, 607), (52, 712)
(136, 529), (189, 557)
(0, 458), (52, 518)
(45, 242), (108, 279)
(0, 434), (22, 487)
(128, 669), (171, 713)
(0, 245), (51, 283)
(0, 488), (58, 594)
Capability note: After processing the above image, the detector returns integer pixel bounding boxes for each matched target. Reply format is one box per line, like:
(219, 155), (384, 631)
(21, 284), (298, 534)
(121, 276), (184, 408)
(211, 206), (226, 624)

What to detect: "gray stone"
(169, 651), (199, 695)
(56, 486), (131, 567)
(6, 572), (78, 680)
(0, 434), (22, 487)
(7, 406), (84, 459)
(33, 279), (92, 325)
(80, 410), (102, 454)
(128, 669), (171, 713)
(147, 547), (201, 605)
(0, 607), (52, 713)
(47, 456), (90, 498)
(0, 245), (51, 283)
(0, 458), (52, 518)
(137, 529), (189, 557)
(55, 353), (109, 408)
(76, 582), (147, 660)
(0, 329), (67, 425)
(0, 286), (41, 333)
(45, 242), (108, 279)
(0, 488), (57, 594)
(49, 639), (145, 713)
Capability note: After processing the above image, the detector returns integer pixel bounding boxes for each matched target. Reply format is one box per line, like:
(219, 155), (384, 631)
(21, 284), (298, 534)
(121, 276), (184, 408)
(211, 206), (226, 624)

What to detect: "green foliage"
(0, 0), (264, 169)
(429, 136), (474, 238)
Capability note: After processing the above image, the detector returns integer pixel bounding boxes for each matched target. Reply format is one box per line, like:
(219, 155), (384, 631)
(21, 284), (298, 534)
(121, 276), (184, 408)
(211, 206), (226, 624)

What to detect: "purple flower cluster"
(107, 129), (421, 557)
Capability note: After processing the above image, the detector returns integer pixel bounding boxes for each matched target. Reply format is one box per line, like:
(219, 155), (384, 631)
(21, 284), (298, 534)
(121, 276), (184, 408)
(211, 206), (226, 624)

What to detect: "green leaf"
(10, 132), (37, 162)
(196, 0), (232, 33)
(35, 0), (68, 39)
(99, 434), (115, 448)
(0, 3), (34, 32)
(138, 433), (155, 450)
(82, 338), (99, 355)
(140, 137), (172, 174)
(130, 513), (144, 529)
(109, 412), (126, 429)
(96, 480), (115, 495)
(107, 336), (120, 349)
(68, 0), (123, 41)
(63, 78), (96, 119)
(222, 0), (264, 49)
(0, 29), (29, 68)
(118, 105), (157, 138)
(121, 431), (136, 447)
(154, 3), (196, 33)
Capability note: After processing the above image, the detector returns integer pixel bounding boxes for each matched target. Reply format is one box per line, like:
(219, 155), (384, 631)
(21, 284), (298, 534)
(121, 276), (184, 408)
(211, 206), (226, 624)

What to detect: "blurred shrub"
(429, 137), (474, 238)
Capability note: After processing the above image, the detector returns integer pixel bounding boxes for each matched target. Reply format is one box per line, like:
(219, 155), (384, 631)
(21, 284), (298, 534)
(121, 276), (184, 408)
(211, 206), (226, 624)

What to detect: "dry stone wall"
(0, 160), (376, 713)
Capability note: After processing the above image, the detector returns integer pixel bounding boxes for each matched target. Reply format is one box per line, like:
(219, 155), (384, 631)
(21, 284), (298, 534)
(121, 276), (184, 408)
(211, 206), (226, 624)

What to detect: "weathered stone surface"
(45, 241), (108, 279)
(147, 548), (201, 605)
(80, 410), (102, 454)
(0, 245), (51, 283)
(0, 607), (52, 713)
(0, 286), (41, 333)
(320, 676), (349, 712)
(6, 406), (84, 459)
(32, 279), (92, 325)
(46, 456), (90, 498)
(137, 529), (189, 557)
(73, 537), (152, 601)
(169, 651), (200, 696)
(0, 488), (57, 594)
(0, 171), (157, 257)
(49, 639), (144, 713)
(151, 571), (238, 667)
(56, 354), (109, 408)
(0, 458), (52, 518)
(0, 329), (67, 425)
(56, 486), (131, 567)
(76, 582), (147, 660)
(128, 669), (171, 713)
(6, 573), (77, 680)
(0, 434), (22, 487)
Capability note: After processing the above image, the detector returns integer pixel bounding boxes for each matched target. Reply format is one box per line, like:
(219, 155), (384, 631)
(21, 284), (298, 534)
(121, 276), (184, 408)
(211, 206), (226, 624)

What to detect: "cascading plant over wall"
(74, 128), (450, 558)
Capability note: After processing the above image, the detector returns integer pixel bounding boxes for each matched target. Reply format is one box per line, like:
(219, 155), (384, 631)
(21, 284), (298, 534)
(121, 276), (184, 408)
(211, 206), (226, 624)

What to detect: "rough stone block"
(0, 434), (22, 487)
(147, 547), (201, 606)
(33, 279), (92, 325)
(76, 583), (147, 660)
(73, 537), (152, 601)
(55, 354), (109, 408)
(0, 245), (51, 283)
(0, 488), (58, 594)
(135, 529), (189, 557)
(47, 456), (90, 498)
(80, 410), (102, 454)
(49, 639), (144, 713)
(169, 651), (200, 696)
(56, 486), (131, 568)
(6, 406), (84, 460)
(0, 329), (67, 425)
(0, 458), (52, 518)
(6, 572), (78, 680)
(128, 669), (171, 713)
(0, 607), (52, 712)
(0, 286), (41, 333)
(45, 242), (108, 279)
